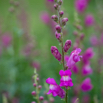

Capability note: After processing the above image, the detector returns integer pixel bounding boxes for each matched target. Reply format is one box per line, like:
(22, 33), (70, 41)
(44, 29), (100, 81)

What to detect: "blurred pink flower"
(90, 35), (98, 46)
(72, 65), (79, 74)
(40, 12), (50, 25)
(81, 78), (93, 92)
(2, 33), (12, 47)
(85, 14), (94, 26)
(82, 63), (93, 76)
(48, 0), (54, 2)
(75, 0), (88, 13)
(31, 61), (40, 70)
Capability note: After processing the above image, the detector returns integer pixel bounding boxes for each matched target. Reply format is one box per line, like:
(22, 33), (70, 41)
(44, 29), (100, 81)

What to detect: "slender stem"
(57, 4), (68, 103)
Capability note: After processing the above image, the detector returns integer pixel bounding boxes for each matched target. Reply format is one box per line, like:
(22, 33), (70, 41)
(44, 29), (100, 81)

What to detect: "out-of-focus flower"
(31, 61), (40, 70)
(85, 14), (94, 26)
(72, 65), (79, 74)
(64, 55), (69, 63)
(2, 33), (12, 47)
(46, 78), (65, 98)
(40, 12), (50, 24)
(82, 95), (90, 103)
(67, 48), (82, 69)
(51, 46), (61, 61)
(81, 78), (93, 92)
(82, 48), (94, 64)
(59, 69), (73, 88)
(82, 64), (93, 76)
(90, 35), (98, 46)
(75, 0), (88, 13)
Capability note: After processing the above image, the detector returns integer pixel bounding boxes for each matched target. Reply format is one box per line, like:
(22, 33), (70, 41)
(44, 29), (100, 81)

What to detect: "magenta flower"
(55, 31), (61, 42)
(72, 65), (79, 74)
(59, 69), (73, 88)
(81, 78), (93, 92)
(82, 64), (92, 76)
(75, 0), (88, 13)
(64, 55), (69, 63)
(51, 46), (61, 61)
(2, 34), (12, 47)
(85, 14), (94, 26)
(40, 12), (50, 24)
(82, 48), (94, 64)
(46, 78), (65, 98)
(90, 35), (98, 46)
(67, 48), (82, 69)
(63, 40), (72, 52)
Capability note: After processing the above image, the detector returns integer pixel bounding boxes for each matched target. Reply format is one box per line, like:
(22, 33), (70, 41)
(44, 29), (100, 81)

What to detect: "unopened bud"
(80, 33), (84, 40)
(49, 97), (54, 102)
(54, 4), (58, 10)
(73, 31), (78, 36)
(10, 0), (14, 4)
(55, 31), (61, 42)
(51, 15), (58, 22)
(33, 83), (37, 87)
(31, 91), (36, 96)
(59, 11), (64, 17)
(58, 0), (63, 5)
(55, 25), (61, 33)
(62, 18), (68, 26)
(64, 40), (72, 52)
(51, 46), (61, 61)
(39, 96), (44, 101)
(36, 77), (39, 81)
(38, 85), (42, 89)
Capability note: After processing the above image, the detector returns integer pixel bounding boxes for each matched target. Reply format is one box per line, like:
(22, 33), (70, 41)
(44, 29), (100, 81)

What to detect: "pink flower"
(72, 65), (79, 74)
(81, 78), (93, 92)
(46, 78), (65, 98)
(31, 61), (40, 70)
(85, 14), (94, 26)
(82, 64), (92, 76)
(75, 0), (88, 13)
(64, 55), (69, 62)
(90, 35), (98, 46)
(59, 70), (73, 88)
(82, 48), (94, 64)
(40, 12), (50, 24)
(67, 48), (82, 69)
(2, 33), (12, 47)
(51, 46), (61, 61)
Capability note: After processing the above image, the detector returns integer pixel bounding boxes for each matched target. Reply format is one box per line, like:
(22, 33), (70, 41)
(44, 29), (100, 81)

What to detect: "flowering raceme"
(46, 78), (65, 98)
(67, 48), (82, 69)
(59, 70), (73, 88)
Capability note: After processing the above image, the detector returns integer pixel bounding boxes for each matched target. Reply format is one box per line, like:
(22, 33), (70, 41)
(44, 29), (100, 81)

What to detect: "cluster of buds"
(31, 69), (44, 103)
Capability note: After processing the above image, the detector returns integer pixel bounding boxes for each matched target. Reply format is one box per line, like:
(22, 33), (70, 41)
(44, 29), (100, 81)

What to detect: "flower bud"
(80, 33), (84, 40)
(73, 31), (78, 36)
(31, 91), (36, 96)
(54, 4), (58, 10)
(55, 31), (61, 42)
(51, 46), (61, 61)
(58, 0), (63, 5)
(62, 18), (68, 26)
(33, 83), (37, 87)
(43, 100), (48, 103)
(39, 96), (44, 101)
(59, 11), (64, 17)
(38, 85), (42, 89)
(36, 77), (39, 81)
(76, 25), (82, 30)
(64, 40), (71, 52)
(51, 15), (58, 22)
(9, 7), (15, 13)
(55, 25), (61, 33)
